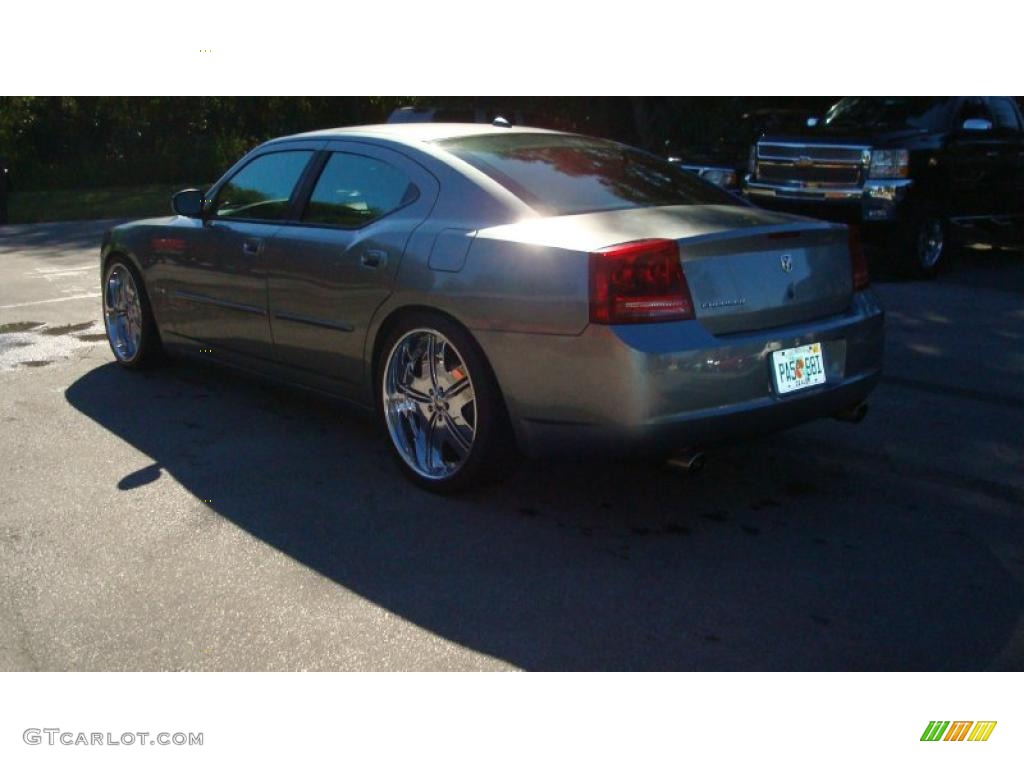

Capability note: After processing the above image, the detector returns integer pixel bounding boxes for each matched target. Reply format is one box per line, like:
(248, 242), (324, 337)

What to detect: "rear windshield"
(435, 133), (738, 216)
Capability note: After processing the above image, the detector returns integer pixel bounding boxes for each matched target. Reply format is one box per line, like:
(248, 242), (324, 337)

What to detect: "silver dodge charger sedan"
(100, 122), (884, 492)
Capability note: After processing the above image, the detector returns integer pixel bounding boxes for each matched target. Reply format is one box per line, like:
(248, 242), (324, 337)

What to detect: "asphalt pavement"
(1, 220), (1022, 670)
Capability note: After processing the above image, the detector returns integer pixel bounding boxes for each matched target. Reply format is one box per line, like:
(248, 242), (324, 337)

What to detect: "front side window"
(213, 150), (313, 221)
(436, 133), (736, 216)
(302, 153), (417, 228)
(988, 98), (1021, 132)
(955, 98), (993, 127)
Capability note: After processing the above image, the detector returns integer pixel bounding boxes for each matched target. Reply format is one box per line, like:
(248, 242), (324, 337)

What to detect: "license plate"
(772, 343), (826, 394)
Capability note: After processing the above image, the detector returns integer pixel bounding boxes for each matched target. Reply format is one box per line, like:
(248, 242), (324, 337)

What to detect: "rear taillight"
(849, 226), (870, 291)
(589, 239), (694, 324)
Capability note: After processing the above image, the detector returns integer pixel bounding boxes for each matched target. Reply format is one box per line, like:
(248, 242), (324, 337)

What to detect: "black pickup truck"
(744, 97), (1024, 276)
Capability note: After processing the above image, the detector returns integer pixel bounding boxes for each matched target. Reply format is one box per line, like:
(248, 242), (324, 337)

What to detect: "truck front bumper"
(744, 177), (914, 223)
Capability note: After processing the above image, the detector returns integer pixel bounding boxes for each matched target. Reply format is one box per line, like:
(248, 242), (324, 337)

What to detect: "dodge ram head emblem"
(780, 253), (794, 272)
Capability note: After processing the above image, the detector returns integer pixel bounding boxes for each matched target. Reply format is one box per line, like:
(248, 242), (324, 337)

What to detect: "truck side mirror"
(961, 118), (993, 132)
(172, 188), (204, 218)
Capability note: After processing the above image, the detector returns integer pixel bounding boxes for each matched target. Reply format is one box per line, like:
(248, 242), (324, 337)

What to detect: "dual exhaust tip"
(666, 449), (706, 474)
(833, 401), (869, 424)
(667, 401), (869, 475)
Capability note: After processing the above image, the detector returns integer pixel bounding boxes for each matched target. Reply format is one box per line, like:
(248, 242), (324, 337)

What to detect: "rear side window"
(302, 153), (418, 228)
(213, 150), (313, 221)
(988, 98), (1021, 131)
(436, 133), (737, 216)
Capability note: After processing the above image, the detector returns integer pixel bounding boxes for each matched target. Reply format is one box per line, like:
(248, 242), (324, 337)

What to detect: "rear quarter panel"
(387, 235), (591, 336)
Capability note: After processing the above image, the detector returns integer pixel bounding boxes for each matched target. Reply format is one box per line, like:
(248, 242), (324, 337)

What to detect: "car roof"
(276, 122), (560, 144)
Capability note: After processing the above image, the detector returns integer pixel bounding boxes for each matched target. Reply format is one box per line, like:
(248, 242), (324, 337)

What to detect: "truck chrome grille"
(756, 142), (868, 188)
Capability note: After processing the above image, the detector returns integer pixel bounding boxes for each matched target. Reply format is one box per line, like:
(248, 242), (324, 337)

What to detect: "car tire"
(102, 255), (162, 369)
(901, 210), (949, 279)
(377, 312), (519, 493)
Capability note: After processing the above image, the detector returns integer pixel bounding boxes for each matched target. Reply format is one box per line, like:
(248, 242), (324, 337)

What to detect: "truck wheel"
(902, 213), (948, 279)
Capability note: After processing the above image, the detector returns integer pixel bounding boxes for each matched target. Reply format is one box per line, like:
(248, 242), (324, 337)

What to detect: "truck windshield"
(823, 97), (953, 131)
(436, 133), (738, 216)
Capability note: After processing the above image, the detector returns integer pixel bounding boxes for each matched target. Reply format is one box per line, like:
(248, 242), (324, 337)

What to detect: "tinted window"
(389, 107), (434, 124)
(213, 150), (313, 221)
(988, 98), (1021, 131)
(956, 98), (992, 125)
(302, 153), (417, 228)
(824, 97), (953, 131)
(436, 133), (737, 216)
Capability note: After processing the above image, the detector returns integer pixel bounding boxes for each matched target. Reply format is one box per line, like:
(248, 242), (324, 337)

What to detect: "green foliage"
(0, 97), (409, 191)
(0, 96), (838, 193)
(8, 182), (212, 224)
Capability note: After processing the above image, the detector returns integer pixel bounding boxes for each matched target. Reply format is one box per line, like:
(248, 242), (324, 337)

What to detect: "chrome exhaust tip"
(834, 401), (869, 424)
(667, 449), (707, 474)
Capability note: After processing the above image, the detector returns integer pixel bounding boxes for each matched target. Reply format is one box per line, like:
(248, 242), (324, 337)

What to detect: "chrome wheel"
(103, 263), (143, 362)
(917, 217), (944, 270)
(382, 328), (477, 480)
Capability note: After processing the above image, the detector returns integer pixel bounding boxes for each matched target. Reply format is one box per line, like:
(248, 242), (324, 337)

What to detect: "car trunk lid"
(479, 204), (853, 335)
(679, 225), (853, 335)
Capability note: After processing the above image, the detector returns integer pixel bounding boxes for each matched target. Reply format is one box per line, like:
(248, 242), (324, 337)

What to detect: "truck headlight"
(701, 168), (738, 188)
(868, 149), (909, 179)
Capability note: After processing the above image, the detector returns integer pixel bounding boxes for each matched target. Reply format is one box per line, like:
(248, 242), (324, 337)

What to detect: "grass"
(8, 182), (210, 225)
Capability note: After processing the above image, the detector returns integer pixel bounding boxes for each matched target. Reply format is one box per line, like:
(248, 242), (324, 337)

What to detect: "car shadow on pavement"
(65, 359), (1024, 670)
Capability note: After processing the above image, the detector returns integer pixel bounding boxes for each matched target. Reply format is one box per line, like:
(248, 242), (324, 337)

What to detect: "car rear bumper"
(475, 290), (884, 458)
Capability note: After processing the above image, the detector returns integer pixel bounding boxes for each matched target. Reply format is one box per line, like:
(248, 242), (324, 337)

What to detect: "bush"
(0, 96), (840, 192)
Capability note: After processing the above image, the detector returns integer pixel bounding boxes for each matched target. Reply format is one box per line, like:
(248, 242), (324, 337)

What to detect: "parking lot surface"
(1, 220), (1022, 670)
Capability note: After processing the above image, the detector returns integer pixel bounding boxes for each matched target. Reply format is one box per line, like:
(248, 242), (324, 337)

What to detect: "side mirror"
(961, 118), (993, 132)
(172, 188), (204, 218)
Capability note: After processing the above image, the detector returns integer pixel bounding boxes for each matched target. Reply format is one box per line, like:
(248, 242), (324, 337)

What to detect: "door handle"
(360, 249), (387, 269)
(242, 239), (262, 256)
